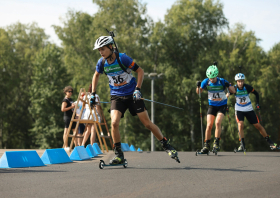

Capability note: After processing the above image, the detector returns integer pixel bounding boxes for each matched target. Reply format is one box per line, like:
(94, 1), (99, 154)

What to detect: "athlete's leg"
(110, 110), (122, 143)
(137, 110), (163, 140)
(253, 123), (277, 149)
(137, 110), (178, 160)
(253, 123), (267, 137)
(214, 113), (225, 138)
(235, 111), (246, 151)
(109, 110), (125, 164)
(205, 114), (215, 140)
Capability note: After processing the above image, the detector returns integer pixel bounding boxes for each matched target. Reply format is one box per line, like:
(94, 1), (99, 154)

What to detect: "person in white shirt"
(74, 91), (86, 146)
(81, 84), (103, 146)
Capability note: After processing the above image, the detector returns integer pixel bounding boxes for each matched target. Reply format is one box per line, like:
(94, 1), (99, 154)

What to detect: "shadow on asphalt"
(0, 169), (67, 173)
(183, 167), (262, 172)
(109, 167), (263, 172)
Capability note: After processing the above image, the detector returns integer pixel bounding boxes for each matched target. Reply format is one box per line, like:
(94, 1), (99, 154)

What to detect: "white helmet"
(235, 73), (245, 81)
(93, 36), (114, 50)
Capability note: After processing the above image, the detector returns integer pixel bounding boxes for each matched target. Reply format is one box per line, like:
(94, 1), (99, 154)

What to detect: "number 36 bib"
(104, 54), (136, 90)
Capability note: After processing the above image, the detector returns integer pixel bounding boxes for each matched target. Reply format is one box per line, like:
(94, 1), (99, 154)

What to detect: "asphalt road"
(0, 151), (280, 198)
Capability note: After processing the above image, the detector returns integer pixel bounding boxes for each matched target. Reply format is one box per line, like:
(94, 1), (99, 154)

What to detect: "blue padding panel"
(69, 146), (91, 161)
(125, 143), (131, 151)
(92, 144), (99, 156)
(86, 145), (98, 158)
(121, 143), (129, 152)
(0, 151), (45, 168)
(41, 148), (72, 164)
(93, 143), (103, 154)
(137, 148), (143, 152)
(130, 145), (136, 152)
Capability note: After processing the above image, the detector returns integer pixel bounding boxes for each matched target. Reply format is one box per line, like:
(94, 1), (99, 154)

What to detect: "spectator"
(61, 86), (77, 150)
(75, 91), (86, 146)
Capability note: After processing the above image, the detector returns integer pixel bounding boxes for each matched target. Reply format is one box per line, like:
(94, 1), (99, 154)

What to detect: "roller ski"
(212, 138), (220, 155)
(234, 144), (246, 153)
(269, 143), (280, 151)
(196, 142), (210, 156)
(161, 138), (180, 163)
(99, 146), (128, 169)
(99, 159), (128, 169)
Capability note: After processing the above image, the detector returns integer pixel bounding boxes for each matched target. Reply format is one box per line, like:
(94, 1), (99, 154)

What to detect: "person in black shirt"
(61, 86), (76, 150)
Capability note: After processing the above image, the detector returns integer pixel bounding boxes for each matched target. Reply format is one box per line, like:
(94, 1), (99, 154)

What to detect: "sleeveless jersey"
(234, 84), (254, 112)
(201, 77), (228, 106)
(96, 53), (137, 96)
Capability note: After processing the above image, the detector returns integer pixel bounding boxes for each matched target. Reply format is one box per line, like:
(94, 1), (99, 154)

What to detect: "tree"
(151, 0), (228, 151)
(29, 44), (71, 148)
(0, 22), (49, 148)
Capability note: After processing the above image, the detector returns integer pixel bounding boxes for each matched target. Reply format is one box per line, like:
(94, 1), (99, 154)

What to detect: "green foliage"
(29, 44), (71, 148)
(0, 23), (49, 148)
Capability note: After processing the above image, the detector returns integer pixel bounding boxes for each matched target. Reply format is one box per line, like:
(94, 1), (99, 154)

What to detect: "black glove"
(90, 92), (96, 107)
(196, 81), (201, 87)
(225, 82), (230, 88)
(256, 104), (261, 110)
(133, 87), (142, 101)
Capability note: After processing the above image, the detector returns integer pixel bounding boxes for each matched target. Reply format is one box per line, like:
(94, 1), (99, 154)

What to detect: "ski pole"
(256, 102), (262, 124)
(141, 98), (184, 110)
(226, 105), (234, 135)
(226, 88), (234, 135)
(99, 101), (111, 104)
(198, 88), (204, 148)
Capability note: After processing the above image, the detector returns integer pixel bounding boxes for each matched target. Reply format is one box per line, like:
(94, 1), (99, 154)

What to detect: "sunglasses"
(67, 91), (73, 93)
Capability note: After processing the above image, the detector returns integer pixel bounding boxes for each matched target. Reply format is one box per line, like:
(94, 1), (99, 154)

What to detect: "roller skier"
(196, 64), (235, 154)
(232, 73), (279, 152)
(91, 33), (180, 166)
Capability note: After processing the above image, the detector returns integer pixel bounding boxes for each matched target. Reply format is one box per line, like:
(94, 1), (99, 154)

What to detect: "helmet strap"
(105, 45), (115, 61)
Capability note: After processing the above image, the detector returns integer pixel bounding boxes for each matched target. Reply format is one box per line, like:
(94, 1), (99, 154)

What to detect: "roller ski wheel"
(212, 148), (218, 156)
(270, 143), (280, 151)
(161, 139), (180, 163)
(166, 151), (180, 163)
(99, 159), (128, 169)
(195, 149), (209, 156)
(174, 156), (180, 163)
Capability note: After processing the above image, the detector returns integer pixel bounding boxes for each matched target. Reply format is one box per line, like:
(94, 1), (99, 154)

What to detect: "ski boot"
(109, 146), (125, 165)
(196, 141), (210, 156)
(269, 143), (279, 151)
(234, 141), (246, 153)
(265, 136), (279, 151)
(212, 138), (220, 155)
(161, 138), (180, 163)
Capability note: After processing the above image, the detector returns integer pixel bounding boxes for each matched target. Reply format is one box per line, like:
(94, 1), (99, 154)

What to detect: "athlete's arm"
(245, 84), (260, 104)
(196, 80), (205, 94)
(134, 66), (144, 89)
(252, 90), (260, 104)
(196, 87), (203, 94)
(228, 86), (235, 94)
(223, 80), (236, 94)
(92, 71), (100, 93)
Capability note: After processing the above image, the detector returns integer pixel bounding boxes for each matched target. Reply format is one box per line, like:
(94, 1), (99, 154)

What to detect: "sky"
(0, 0), (280, 52)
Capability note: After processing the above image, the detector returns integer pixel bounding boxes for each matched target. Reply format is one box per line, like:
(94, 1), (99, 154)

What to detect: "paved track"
(0, 151), (280, 198)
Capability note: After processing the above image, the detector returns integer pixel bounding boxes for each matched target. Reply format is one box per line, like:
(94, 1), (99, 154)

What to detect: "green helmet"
(206, 65), (219, 78)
